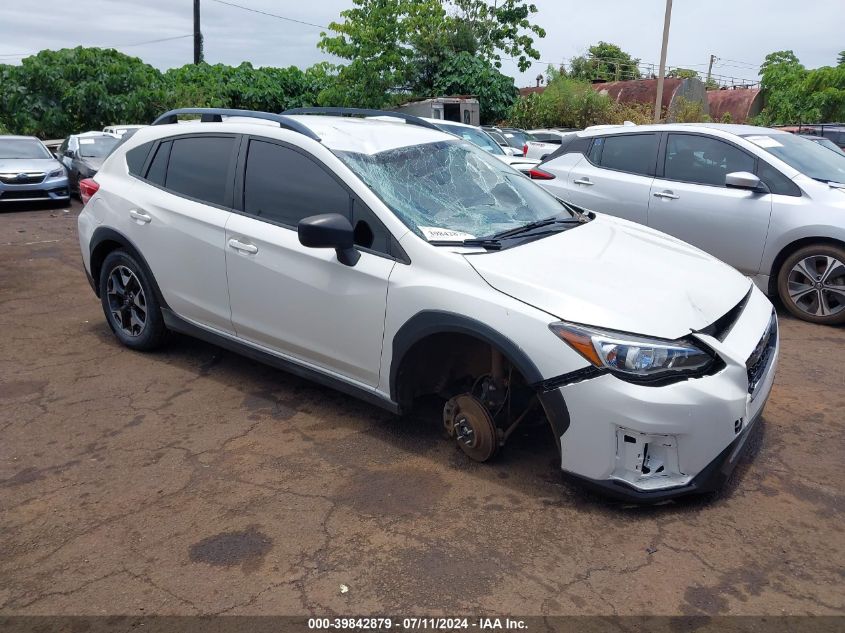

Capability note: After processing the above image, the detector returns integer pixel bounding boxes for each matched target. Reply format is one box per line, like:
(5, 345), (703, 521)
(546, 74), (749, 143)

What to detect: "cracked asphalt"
(0, 202), (843, 617)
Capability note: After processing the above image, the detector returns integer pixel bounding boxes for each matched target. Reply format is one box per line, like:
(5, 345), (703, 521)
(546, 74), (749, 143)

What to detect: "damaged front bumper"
(537, 287), (779, 504)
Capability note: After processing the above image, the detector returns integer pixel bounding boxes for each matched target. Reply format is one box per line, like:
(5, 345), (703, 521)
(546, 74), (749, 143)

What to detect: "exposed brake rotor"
(443, 394), (498, 462)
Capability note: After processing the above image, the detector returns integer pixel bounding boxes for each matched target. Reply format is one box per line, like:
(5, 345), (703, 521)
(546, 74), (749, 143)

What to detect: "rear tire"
(777, 243), (845, 326)
(99, 250), (168, 350)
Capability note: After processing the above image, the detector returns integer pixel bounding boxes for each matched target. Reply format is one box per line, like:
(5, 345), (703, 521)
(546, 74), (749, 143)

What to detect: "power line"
(208, 0), (331, 30)
(0, 34), (192, 59)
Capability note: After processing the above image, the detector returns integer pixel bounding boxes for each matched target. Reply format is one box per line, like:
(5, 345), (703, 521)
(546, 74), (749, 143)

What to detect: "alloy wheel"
(787, 255), (845, 318)
(106, 265), (147, 337)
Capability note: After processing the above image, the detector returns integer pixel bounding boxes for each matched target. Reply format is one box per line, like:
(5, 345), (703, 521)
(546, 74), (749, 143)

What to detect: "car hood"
(0, 157), (62, 173)
(464, 215), (751, 339)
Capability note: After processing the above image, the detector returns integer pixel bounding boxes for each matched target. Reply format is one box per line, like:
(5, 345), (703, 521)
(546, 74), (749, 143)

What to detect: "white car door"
(648, 133), (773, 275)
(543, 133), (659, 225)
(224, 138), (396, 387)
(124, 134), (237, 334)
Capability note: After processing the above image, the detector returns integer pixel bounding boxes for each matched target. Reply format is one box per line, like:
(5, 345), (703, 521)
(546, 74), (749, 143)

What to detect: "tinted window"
(146, 141), (171, 187)
(757, 161), (801, 197)
(126, 141), (153, 176)
(596, 134), (659, 176)
(665, 134), (755, 186)
(243, 140), (349, 227)
(588, 137), (604, 164)
(165, 136), (234, 206)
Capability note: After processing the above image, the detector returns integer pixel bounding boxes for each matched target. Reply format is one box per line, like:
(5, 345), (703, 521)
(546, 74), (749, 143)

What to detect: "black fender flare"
(88, 227), (169, 309)
(389, 310), (570, 439)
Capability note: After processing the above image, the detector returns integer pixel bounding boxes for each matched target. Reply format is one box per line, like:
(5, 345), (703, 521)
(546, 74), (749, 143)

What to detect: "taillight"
(522, 143), (528, 156)
(529, 167), (555, 180)
(79, 178), (99, 205)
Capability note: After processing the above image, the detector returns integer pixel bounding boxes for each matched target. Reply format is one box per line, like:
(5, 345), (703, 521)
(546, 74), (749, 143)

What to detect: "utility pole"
(193, 0), (204, 64)
(653, 0), (673, 123)
(705, 54), (717, 87)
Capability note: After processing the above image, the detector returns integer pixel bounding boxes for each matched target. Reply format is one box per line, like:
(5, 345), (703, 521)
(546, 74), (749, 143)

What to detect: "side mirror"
(65, 150), (75, 158)
(725, 171), (763, 191)
(298, 213), (360, 267)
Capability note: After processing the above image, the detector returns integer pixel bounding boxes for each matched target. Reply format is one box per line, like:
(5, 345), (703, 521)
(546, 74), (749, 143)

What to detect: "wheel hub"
(443, 394), (498, 462)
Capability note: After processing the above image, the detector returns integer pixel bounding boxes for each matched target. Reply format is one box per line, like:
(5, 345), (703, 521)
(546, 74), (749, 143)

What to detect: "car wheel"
(777, 243), (845, 325)
(99, 250), (168, 350)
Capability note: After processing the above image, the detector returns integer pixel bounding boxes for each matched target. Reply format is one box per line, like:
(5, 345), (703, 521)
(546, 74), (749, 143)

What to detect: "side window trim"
(659, 132), (759, 189)
(233, 135), (408, 263)
(135, 133), (240, 211)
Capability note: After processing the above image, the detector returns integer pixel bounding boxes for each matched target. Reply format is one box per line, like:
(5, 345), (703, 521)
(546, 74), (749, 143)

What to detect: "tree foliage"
(757, 50), (845, 124)
(569, 42), (641, 82)
(667, 67), (698, 79)
(0, 47), (165, 139)
(431, 52), (517, 123)
(317, 0), (541, 119)
(0, 48), (333, 138)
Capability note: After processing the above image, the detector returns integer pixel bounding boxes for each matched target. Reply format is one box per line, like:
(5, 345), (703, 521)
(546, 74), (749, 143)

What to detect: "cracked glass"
(336, 140), (573, 241)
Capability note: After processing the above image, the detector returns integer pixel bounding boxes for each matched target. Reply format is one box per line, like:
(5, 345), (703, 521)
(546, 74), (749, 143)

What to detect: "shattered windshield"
(336, 140), (572, 241)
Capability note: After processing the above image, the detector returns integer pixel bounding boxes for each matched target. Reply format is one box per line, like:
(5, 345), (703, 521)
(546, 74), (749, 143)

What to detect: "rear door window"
(164, 136), (236, 206)
(595, 134), (659, 176)
(664, 133), (755, 186)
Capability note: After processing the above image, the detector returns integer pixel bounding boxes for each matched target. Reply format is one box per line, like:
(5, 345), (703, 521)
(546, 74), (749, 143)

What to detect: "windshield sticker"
(419, 226), (476, 242)
(79, 139), (96, 144)
(746, 135), (783, 148)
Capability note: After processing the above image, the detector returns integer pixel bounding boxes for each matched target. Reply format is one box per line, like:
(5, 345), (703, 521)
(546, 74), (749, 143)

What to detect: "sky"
(0, 0), (842, 88)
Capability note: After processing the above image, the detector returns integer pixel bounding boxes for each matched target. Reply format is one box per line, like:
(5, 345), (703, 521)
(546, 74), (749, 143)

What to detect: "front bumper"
(538, 285), (778, 503)
(0, 175), (70, 202)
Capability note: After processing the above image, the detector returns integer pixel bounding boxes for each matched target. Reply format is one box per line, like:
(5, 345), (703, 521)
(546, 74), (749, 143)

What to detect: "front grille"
(0, 172), (46, 185)
(746, 311), (777, 396)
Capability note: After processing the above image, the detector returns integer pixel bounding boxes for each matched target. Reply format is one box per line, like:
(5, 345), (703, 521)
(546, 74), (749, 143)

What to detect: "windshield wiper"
(461, 216), (584, 250)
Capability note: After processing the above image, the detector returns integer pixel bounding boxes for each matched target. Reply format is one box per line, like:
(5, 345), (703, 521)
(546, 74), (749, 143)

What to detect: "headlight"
(49, 168), (65, 178)
(549, 322), (716, 381)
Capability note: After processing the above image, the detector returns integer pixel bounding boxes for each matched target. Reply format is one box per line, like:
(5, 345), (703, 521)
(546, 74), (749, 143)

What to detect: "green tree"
(803, 64), (845, 122)
(317, 0), (443, 107)
(431, 52), (517, 123)
(318, 0), (545, 107)
(570, 42), (641, 82)
(0, 47), (165, 138)
(757, 50), (809, 124)
(667, 67), (698, 79)
(838, 51), (845, 66)
(162, 62), (328, 112)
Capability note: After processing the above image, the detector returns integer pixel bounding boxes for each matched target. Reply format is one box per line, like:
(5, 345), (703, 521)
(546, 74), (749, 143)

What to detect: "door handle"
(129, 209), (152, 223)
(573, 178), (594, 186)
(653, 190), (679, 199)
(228, 238), (258, 254)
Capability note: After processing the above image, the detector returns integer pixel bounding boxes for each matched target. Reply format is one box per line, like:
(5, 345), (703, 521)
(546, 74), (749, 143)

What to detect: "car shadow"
(86, 322), (763, 515)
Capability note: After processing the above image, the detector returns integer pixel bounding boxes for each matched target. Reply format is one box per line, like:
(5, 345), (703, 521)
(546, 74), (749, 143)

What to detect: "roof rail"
(151, 108), (321, 141)
(282, 107), (441, 132)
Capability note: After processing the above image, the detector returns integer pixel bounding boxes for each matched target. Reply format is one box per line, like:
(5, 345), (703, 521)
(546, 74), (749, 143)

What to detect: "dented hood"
(464, 215), (751, 340)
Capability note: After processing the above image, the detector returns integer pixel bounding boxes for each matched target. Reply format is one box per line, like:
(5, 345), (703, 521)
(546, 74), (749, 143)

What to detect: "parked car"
(422, 118), (539, 174)
(484, 126), (537, 155)
(484, 129), (521, 155)
(799, 134), (845, 156)
(78, 107), (778, 503)
(532, 123), (845, 325)
(0, 135), (69, 203)
(793, 124), (845, 150)
(525, 128), (578, 160)
(103, 124), (147, 137)
(57, 132), (121, 195)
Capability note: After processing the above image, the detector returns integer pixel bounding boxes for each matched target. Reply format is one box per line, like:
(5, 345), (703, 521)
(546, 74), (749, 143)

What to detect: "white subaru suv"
(78, 107), (778, 503)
